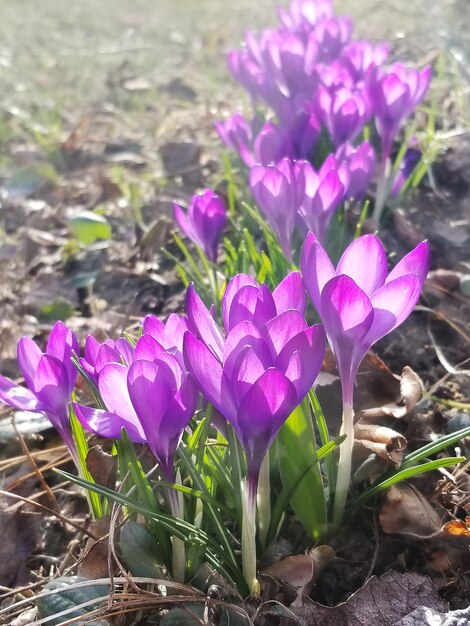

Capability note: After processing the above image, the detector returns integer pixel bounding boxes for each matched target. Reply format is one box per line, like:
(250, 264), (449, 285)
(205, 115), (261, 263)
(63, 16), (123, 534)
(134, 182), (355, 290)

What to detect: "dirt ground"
(0, 0), (469, 624)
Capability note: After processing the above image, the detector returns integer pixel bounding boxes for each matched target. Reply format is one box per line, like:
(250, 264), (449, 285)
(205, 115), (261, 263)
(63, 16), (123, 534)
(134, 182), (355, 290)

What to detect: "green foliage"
(69, 210), (112, 246)
(36, 576), (110, 626)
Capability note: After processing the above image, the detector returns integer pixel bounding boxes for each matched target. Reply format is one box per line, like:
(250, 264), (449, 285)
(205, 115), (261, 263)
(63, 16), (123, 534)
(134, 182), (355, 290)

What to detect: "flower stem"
(257, 453), (271, 551)
(332, 401), (355, 527)
(167, 472), (186, 583)
(242, 471), (260, 594)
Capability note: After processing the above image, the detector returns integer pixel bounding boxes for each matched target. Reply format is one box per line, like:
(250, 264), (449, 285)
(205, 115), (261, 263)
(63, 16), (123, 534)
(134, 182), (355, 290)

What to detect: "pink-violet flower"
(300, 232), (430, 523)
(0, 322), (79, 457)
(173, 190), (227, 263)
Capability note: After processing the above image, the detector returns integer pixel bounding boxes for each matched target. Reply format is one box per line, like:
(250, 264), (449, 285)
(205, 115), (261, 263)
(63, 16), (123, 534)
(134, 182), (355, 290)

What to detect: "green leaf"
(38, 298), (75, 322)
(5, 163), (58, 198)
(120, 520), (167, 578)
(401, 426), (470, 468)
(276, 401), (329, 541)
(354, 456), (465, 509)
(36, 576), (110, 626)
(69, 405), (103, 518)
(55, 469), (245, 592)
(70, 211), (112, 246)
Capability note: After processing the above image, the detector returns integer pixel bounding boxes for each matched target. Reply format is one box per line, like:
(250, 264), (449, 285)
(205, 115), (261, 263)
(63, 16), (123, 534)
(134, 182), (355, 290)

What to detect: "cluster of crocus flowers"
(249, 152), (352, 254)
(0, 232), (430, 591)
(215, 0), (431, 232)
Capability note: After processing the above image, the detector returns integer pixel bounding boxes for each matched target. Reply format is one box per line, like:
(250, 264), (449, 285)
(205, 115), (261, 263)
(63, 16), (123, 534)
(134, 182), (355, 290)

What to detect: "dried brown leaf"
(354, 423), (407, 467)
(261, 545), (334, 607)
(294, 571), (447, 625)
(379, 484), (441, 538)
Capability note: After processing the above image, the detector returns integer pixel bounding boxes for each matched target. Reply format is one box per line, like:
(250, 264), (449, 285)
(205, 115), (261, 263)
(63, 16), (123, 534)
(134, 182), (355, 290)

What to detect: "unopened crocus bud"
(296, 155), (349, 244)
(315, 85), (370, 147)
(390, 144), (421, 198)
(336, 141), (376, 201)
(250, 158), (303, 260)
(173, 190), (227, 263)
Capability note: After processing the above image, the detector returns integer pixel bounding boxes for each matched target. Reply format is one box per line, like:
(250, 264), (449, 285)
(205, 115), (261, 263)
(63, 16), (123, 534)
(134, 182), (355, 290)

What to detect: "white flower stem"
(242, 476), (260, 594)
(257, 453), (271, 551)
(167, 474), (186, 583)
(332, 401), (355, 527)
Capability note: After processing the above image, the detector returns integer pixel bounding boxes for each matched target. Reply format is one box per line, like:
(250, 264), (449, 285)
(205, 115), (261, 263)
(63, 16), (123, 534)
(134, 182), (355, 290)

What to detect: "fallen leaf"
(78, 516), (112, 579)
(0, 510), (42, 587)
(294, 571), (447, 625)
(359, 365), (424, 420)
(261, 545), (334, 607)
(379, 484), (441, 538)
(86, 446), (117, 490)
(354, 423), (407, 467)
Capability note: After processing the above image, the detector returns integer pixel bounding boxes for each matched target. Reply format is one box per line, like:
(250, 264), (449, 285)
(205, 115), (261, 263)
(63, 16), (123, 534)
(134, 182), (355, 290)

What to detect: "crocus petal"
(127, 360), (171, 449)
(46, 321), (79, 362)
(98, 363), (138, 424)
(134, 334), (166, 362)
(300, 232), (335, 314)
(263, 310), (308, 357)
(229, 343), (273, 406)
(229, 284), (277, 330)
(114, 338), (134, 365)
(336, 235), (388, 295)
(95, 344), (122, 373)
(173, 203), (200, 247)
(222, 275), (258, 331)
(34, 354), (71, 415)
(17, 338), (42, 392)
(386, 240), (430, 285)
(186, 283), (225, 361)
(83, 335), (101, 366)
(320, 275), (373, 341)
(275, 324), (326, 399)
(365, 274), (422, 345)
(272, 272), (306, 315)
(73, 403), (146, 442)
(183, 332), (235, 420)
(223, 321), (267, 379)
(236, 369), (297, 463)
(0, 375), (41, 412)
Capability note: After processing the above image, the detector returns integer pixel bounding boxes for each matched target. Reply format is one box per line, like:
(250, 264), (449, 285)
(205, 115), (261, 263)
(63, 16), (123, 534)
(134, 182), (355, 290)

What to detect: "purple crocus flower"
(250, 158), (303, 260)
(300, 232), (430, 524)
(315, 17), (353, 62)
(184, 274), (318, 467)
(80, 336), (134, 386)
(296, 155), (349, 244)
(340, 40), (389, 81)
(142, 313), (189, 367)
(75, 341), (197, 484)
(215, 113), (257, 167)
(0, 322), (79, 457)
(173, 189), (227, 263)
(367, 63), (431, 162)
(315, 84), (370, 147)
(183, 278), (325, 590)
(336, 141), (376, 202)
(390, 143), (421, 198)
(278, 0), (334, 32)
